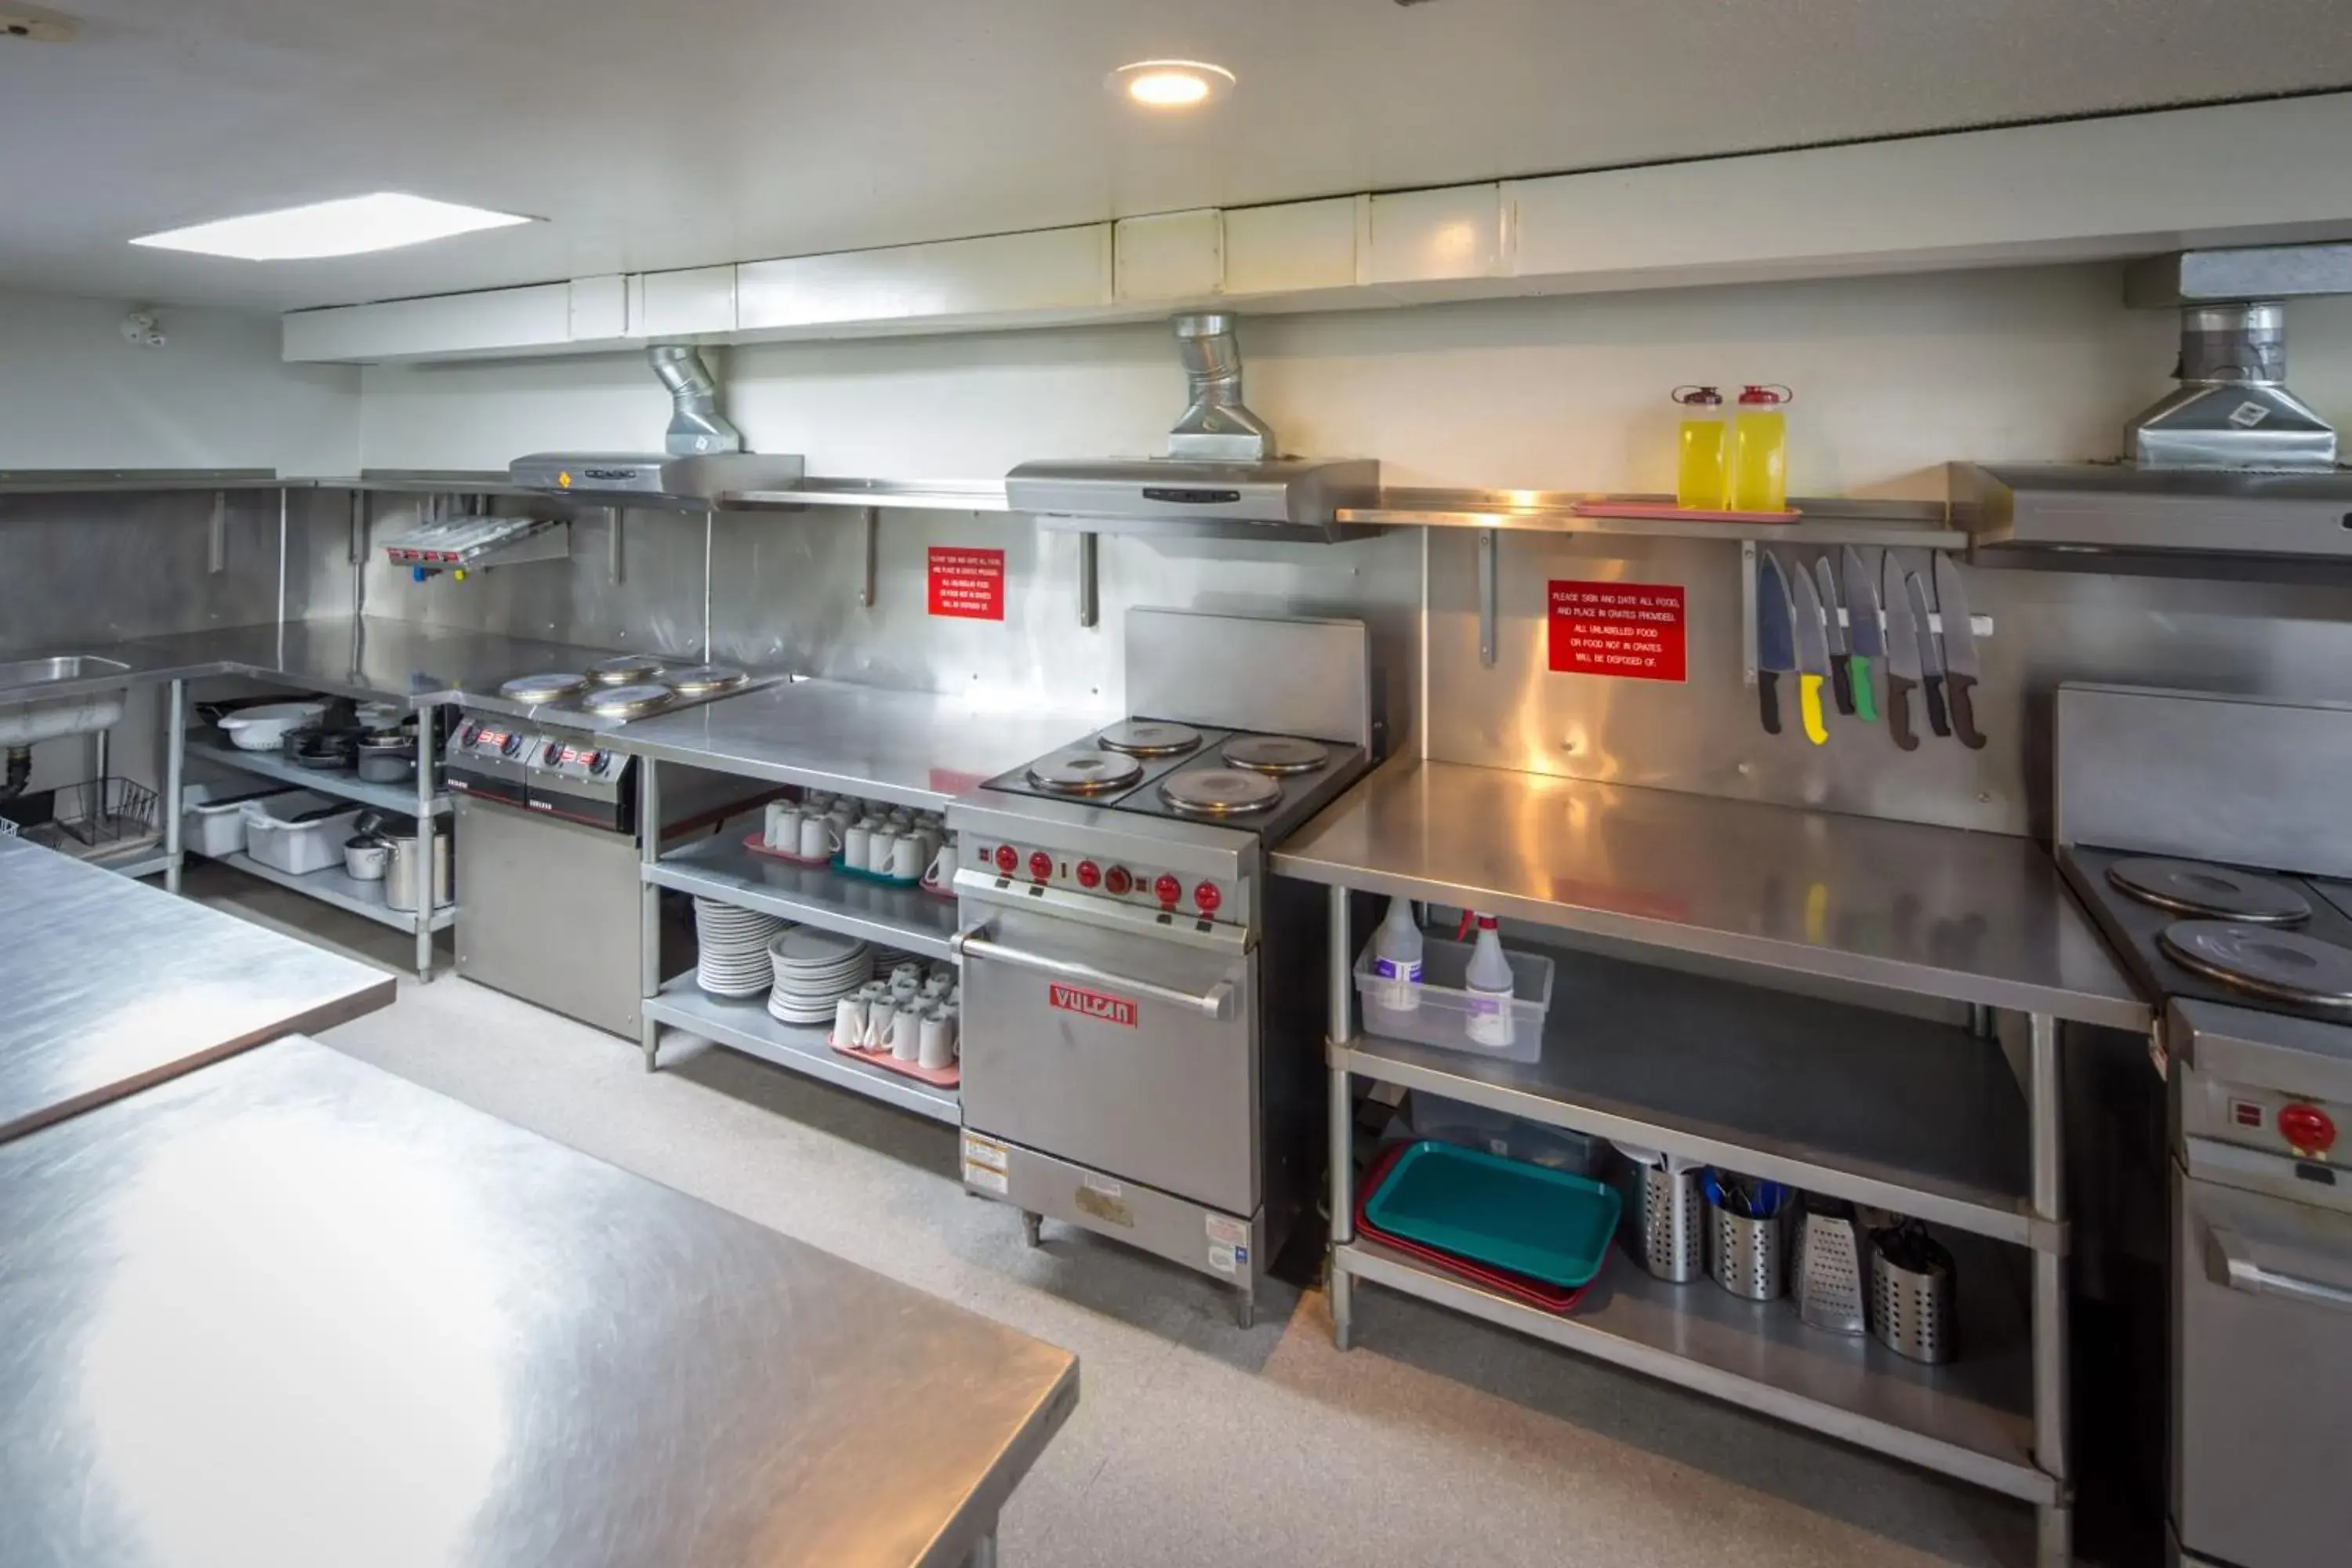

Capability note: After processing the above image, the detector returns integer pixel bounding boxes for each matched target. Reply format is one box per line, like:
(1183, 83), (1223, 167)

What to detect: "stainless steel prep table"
(0, 1034), (1076, 1568)
(0, 835), (393, 1144)
(1277, 757), (2147, 1568)
(618, 680), (1085, 1107)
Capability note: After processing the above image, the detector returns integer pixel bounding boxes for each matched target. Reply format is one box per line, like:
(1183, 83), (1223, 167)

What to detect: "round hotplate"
(588, 653), (667, 685)
(2107, 857), (2310, 924)
(664, 663), (750, 696)
(582, 683), (674, 720)
(1027, 750), (1144, 795)
(1222, 735), (1330, 775)
(500, 671), (588, 704)
(2160, 920), (2352, 1007)
(1098, 719), (1203, 757)
(1161, 767), (1283, 818)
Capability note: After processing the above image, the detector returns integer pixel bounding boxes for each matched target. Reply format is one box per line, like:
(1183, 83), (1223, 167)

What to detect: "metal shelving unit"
(1333, 488), (1965, 548)
(208, 850), (454, 935)
(184, 734), (452, 818)
(649, 823), (956, 961)
(643, 976), (958, 1123)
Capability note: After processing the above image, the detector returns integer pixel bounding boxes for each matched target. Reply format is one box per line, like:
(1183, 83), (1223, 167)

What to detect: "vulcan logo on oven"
(1049, 983), (1137, 1028)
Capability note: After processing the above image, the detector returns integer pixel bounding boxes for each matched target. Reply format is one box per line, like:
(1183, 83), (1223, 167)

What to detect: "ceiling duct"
(509, 344), (802, 510)
(2125, 301), (2335, 471)
(1167, 313), (1276, 462)
(648, 343), (743, 456)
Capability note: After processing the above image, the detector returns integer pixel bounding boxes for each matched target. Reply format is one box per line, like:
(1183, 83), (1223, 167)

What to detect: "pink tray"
(742, 831), (833, 868)
(829, 1034), (960, 1089)
(1569, 501), (1802, 524)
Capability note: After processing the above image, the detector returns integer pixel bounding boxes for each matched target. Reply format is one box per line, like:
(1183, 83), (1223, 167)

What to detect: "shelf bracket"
(207, 491), (228, 575)
(347, 489), (367, 567)
(1077, 530), (1099, 629)
(1478, 528), (1498, 668)
(1741, 539), (1759, 687)
(860, 506), (878, 608)
(607, 506), (623, 585)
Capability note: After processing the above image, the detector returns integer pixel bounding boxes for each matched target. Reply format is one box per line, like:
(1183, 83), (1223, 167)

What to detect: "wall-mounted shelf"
(1336, 489), (1965, 550)
(0, 469), (281, 495)
(726, 477), (1013, 514)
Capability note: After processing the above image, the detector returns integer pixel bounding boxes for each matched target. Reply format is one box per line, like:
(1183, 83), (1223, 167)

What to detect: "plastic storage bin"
(1411, 1093), (1599, 1174)
(1363, 1140), (1621, 1289)
(181, 782), (292, 858)
(1355, 932), (1553, 1064)
(240, 793), (361, 876)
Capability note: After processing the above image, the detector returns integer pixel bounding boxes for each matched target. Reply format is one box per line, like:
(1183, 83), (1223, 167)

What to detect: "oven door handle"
(2207, 1225), (2352, 1315)
(951, 925), (1236, 1022)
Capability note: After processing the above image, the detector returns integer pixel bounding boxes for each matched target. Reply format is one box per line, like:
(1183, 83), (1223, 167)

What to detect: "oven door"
(2174, 1152), (2352, 1568)
(956, 902), (1256, 1216)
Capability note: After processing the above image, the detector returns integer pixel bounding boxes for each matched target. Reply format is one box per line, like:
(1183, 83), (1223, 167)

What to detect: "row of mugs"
(840, 983), (959, 1070)
(765, 800), (956, 885)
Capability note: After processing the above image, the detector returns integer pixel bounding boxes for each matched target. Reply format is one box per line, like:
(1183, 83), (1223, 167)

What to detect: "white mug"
(922, 843), (956, 893)
(834, 994), (868, 1047)
(891, 1004), (926, 1062)
(921, 971), (954, 1001)
(870, 828), (903, 875)
(887, 834), (924, 881)
(890, 960), (924, 988)
(918, 1004), (956, 1069)
(799, 815), (843, 862)
(844, 825), (873, 871)
(768, 804), (805, 851)
(862, 997), (899, 1051)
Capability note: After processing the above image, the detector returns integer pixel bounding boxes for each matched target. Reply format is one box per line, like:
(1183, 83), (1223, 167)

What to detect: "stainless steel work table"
(1279, 758), (2140, 1568)
(0, 1035), (1077, 1568)
(0, 835), (393, 1144)
(619, 679), (1084, 1103)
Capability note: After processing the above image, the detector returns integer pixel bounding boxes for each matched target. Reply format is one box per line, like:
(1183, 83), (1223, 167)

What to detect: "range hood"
(1957, 242), (2351, 560)
(510, 345), (803, 510)
(1006, 314), (1380, 543)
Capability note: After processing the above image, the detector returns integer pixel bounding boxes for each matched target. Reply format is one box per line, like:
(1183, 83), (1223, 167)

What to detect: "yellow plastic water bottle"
(1732, 384), (1792, 514)
(1671, 387), (1729, 510)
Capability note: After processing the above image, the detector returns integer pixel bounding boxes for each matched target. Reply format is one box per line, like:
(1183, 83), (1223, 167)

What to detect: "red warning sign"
(1548, 580), (1686, 682)
(928, 547), (1006, 620)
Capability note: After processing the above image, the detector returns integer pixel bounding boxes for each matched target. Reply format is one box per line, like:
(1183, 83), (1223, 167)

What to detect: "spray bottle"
(1455, 910), (1516, 1049)
(1370, 897), (1425, 1012)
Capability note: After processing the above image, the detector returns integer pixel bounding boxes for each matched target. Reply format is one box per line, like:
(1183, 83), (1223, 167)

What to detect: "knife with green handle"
(1880, 548), (1922, 751)
(1840, 546), (1882, 724)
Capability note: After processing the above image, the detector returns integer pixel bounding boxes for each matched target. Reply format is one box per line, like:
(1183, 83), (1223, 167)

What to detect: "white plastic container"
(1353, 932), (1552, 1064)
(181, 782), (294, 858)
(1369, 897), (1425, 1012)
(241, 793), (361, 876)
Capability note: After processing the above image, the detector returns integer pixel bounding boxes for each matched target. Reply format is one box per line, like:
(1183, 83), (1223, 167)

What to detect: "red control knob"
(1105, 866), (1133, 896)
(1193, 881), (1222, 915)
(1076, 860), (1102, 890)
(2280, 1102), (2338, 1156)
(993, 844), (1017, 874)
(1029, 850), (1054, 882)
(1154, 873), (1181, 907)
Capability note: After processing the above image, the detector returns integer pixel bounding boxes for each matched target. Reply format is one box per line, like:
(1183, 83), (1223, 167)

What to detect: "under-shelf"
(205, 850), (453, 935)
(1335, 1232), (2049, 1503)
(648, 822), (957, 961)
(1334, 488), (1964, 548)
(1338, 943), (2042, 1247)
(185, 734), (450, 817)
(644, 976), (958, 1123)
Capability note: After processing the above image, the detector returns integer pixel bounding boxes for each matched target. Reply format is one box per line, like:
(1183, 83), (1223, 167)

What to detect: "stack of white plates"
(695, 898), (787, 997)
(767, 926), (873, 1025)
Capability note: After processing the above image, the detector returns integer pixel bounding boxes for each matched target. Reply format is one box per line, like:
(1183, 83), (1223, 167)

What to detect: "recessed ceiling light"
(1107, 60), (1236, 110)
(129, 193), (532, 261)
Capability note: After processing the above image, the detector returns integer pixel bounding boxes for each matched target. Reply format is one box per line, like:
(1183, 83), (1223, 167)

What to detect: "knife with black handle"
(1755, 551), (1798, 738)
(1904, 565), (1953, 739)
(1879, 549), (1922, 752)
(1811, 555), (1856, 717)
(1933, 552), (1988, 750)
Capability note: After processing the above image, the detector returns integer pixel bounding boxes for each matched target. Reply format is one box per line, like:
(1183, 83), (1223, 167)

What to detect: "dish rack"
(2, 775), (161, 861)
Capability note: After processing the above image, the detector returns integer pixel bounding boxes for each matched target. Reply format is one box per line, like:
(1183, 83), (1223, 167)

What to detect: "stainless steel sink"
(0, 655), (132, 691)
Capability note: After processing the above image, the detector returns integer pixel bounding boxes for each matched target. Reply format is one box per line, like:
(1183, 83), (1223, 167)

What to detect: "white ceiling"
(5, 0), (2350, 314)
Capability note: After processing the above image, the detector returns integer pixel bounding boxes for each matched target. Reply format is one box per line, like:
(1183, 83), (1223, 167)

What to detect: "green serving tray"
(1363, 1139), (1621, 1289)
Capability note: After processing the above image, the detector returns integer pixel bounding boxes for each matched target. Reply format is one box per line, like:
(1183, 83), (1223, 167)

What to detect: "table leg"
(162, 679), (186, 894)
(2029, 1011), (2073, 1568)
(1327, 883), (1355, 1351)
(639, 757), (662, 1073)
(414, 713), (438, 982)
(960, 1530), (999, 1568)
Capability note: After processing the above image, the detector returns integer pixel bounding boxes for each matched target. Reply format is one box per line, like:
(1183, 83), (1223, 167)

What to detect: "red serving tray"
(1355, 1142), (1594, 1315)
(828, 1033), (960, 1089)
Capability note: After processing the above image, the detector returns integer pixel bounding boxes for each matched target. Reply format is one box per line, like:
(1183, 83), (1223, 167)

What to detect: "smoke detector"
(1, 9), (78, 42)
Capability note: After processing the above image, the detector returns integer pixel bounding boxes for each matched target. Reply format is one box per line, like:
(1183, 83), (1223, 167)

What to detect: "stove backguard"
(1127, 608), (1374, 754)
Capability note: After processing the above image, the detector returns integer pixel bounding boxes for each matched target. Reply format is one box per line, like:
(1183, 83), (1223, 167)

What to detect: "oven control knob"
(581, 750), (604, 772)
(2280, 1102), (2337, 1156)
(1105, 866), (1132, 896)
(460, 721), (481, 746)
(1154, 873), (1181, 907)
(993, 844), (1017, 875)
(1076, 859), (1102, 890)
(500, 733), (523, 757)
(1194, 881), (1222, 915)
(1028, 850), (1054, 883)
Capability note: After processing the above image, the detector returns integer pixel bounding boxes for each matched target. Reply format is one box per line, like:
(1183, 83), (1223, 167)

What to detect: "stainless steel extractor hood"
(1006, 314), (1380, 542)
(1956, 242), (2352, 560)
(510, 345), (804, 510)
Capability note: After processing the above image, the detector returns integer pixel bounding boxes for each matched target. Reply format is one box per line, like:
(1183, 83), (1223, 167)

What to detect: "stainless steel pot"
(386, 829), (452, 913)
(355, 734), (415, 784)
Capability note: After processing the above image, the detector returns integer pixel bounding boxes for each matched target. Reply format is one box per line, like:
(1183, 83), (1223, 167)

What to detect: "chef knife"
(1880, 549), (1922, 752)
(1932, 552), (1987, 750)
(1839, 545), (1882, 724)
(1810, 555), (1857, 717)
(1755, 550), (1797, 737)
(1902, 563), (1953, 740)
(1790, 561), (1832, 746)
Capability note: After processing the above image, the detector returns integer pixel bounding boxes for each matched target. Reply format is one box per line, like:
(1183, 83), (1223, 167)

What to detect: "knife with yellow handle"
(1789, 561), (1833, 746)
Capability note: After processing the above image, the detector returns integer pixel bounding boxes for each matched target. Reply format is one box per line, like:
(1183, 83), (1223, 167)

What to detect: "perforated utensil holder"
(1868, 1221), (1957, 1364)
(1791, 1195), (1868, 1334)
(1704, 1173), (1788, 1301)
(1621, 1158), (1706, 1283)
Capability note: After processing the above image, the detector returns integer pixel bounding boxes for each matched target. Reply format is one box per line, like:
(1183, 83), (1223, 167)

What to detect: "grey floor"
(196, 864), (2034, 1568)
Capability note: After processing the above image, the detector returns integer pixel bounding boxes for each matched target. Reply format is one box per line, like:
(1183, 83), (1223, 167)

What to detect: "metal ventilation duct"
(2125, 302), (2336, 471)
(510, 345), (803, 510)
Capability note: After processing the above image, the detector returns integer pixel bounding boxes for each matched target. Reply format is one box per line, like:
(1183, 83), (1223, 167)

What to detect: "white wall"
(0, 290), (359, 474)
(358, 263), (2352, 498)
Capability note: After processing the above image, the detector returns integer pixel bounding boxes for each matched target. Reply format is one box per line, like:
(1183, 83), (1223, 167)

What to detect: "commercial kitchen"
(5, 9), (2352, 1567)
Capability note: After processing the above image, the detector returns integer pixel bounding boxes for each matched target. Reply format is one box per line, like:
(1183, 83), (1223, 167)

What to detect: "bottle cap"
(1739, 383), (1793, 405)
(1671, 385), (1723, 406)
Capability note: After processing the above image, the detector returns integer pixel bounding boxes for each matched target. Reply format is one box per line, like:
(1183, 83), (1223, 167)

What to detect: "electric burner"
(1161, 768), (1283, 818)
(2158, 920), (2352, 1008)
(1027, 750), (1145, 796)
(587, 653), (667, 685)
(581, 683), (675, 720)
(1098, 719), (1203, 757)
(2107, 857), (2312, 924)
(1222, 735), (1329, 775)
(500, 672), (590, 704)
(664, 663), (749, 697)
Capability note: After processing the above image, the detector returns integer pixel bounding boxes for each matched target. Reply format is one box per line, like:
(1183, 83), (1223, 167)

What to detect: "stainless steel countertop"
(0, 1035), (1078, 1568)
(0, 837), (394, 1143)
(1274, 758), (2150, 1029)
(616, 678), (1092, 811)
(19, 616), (655, 707)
